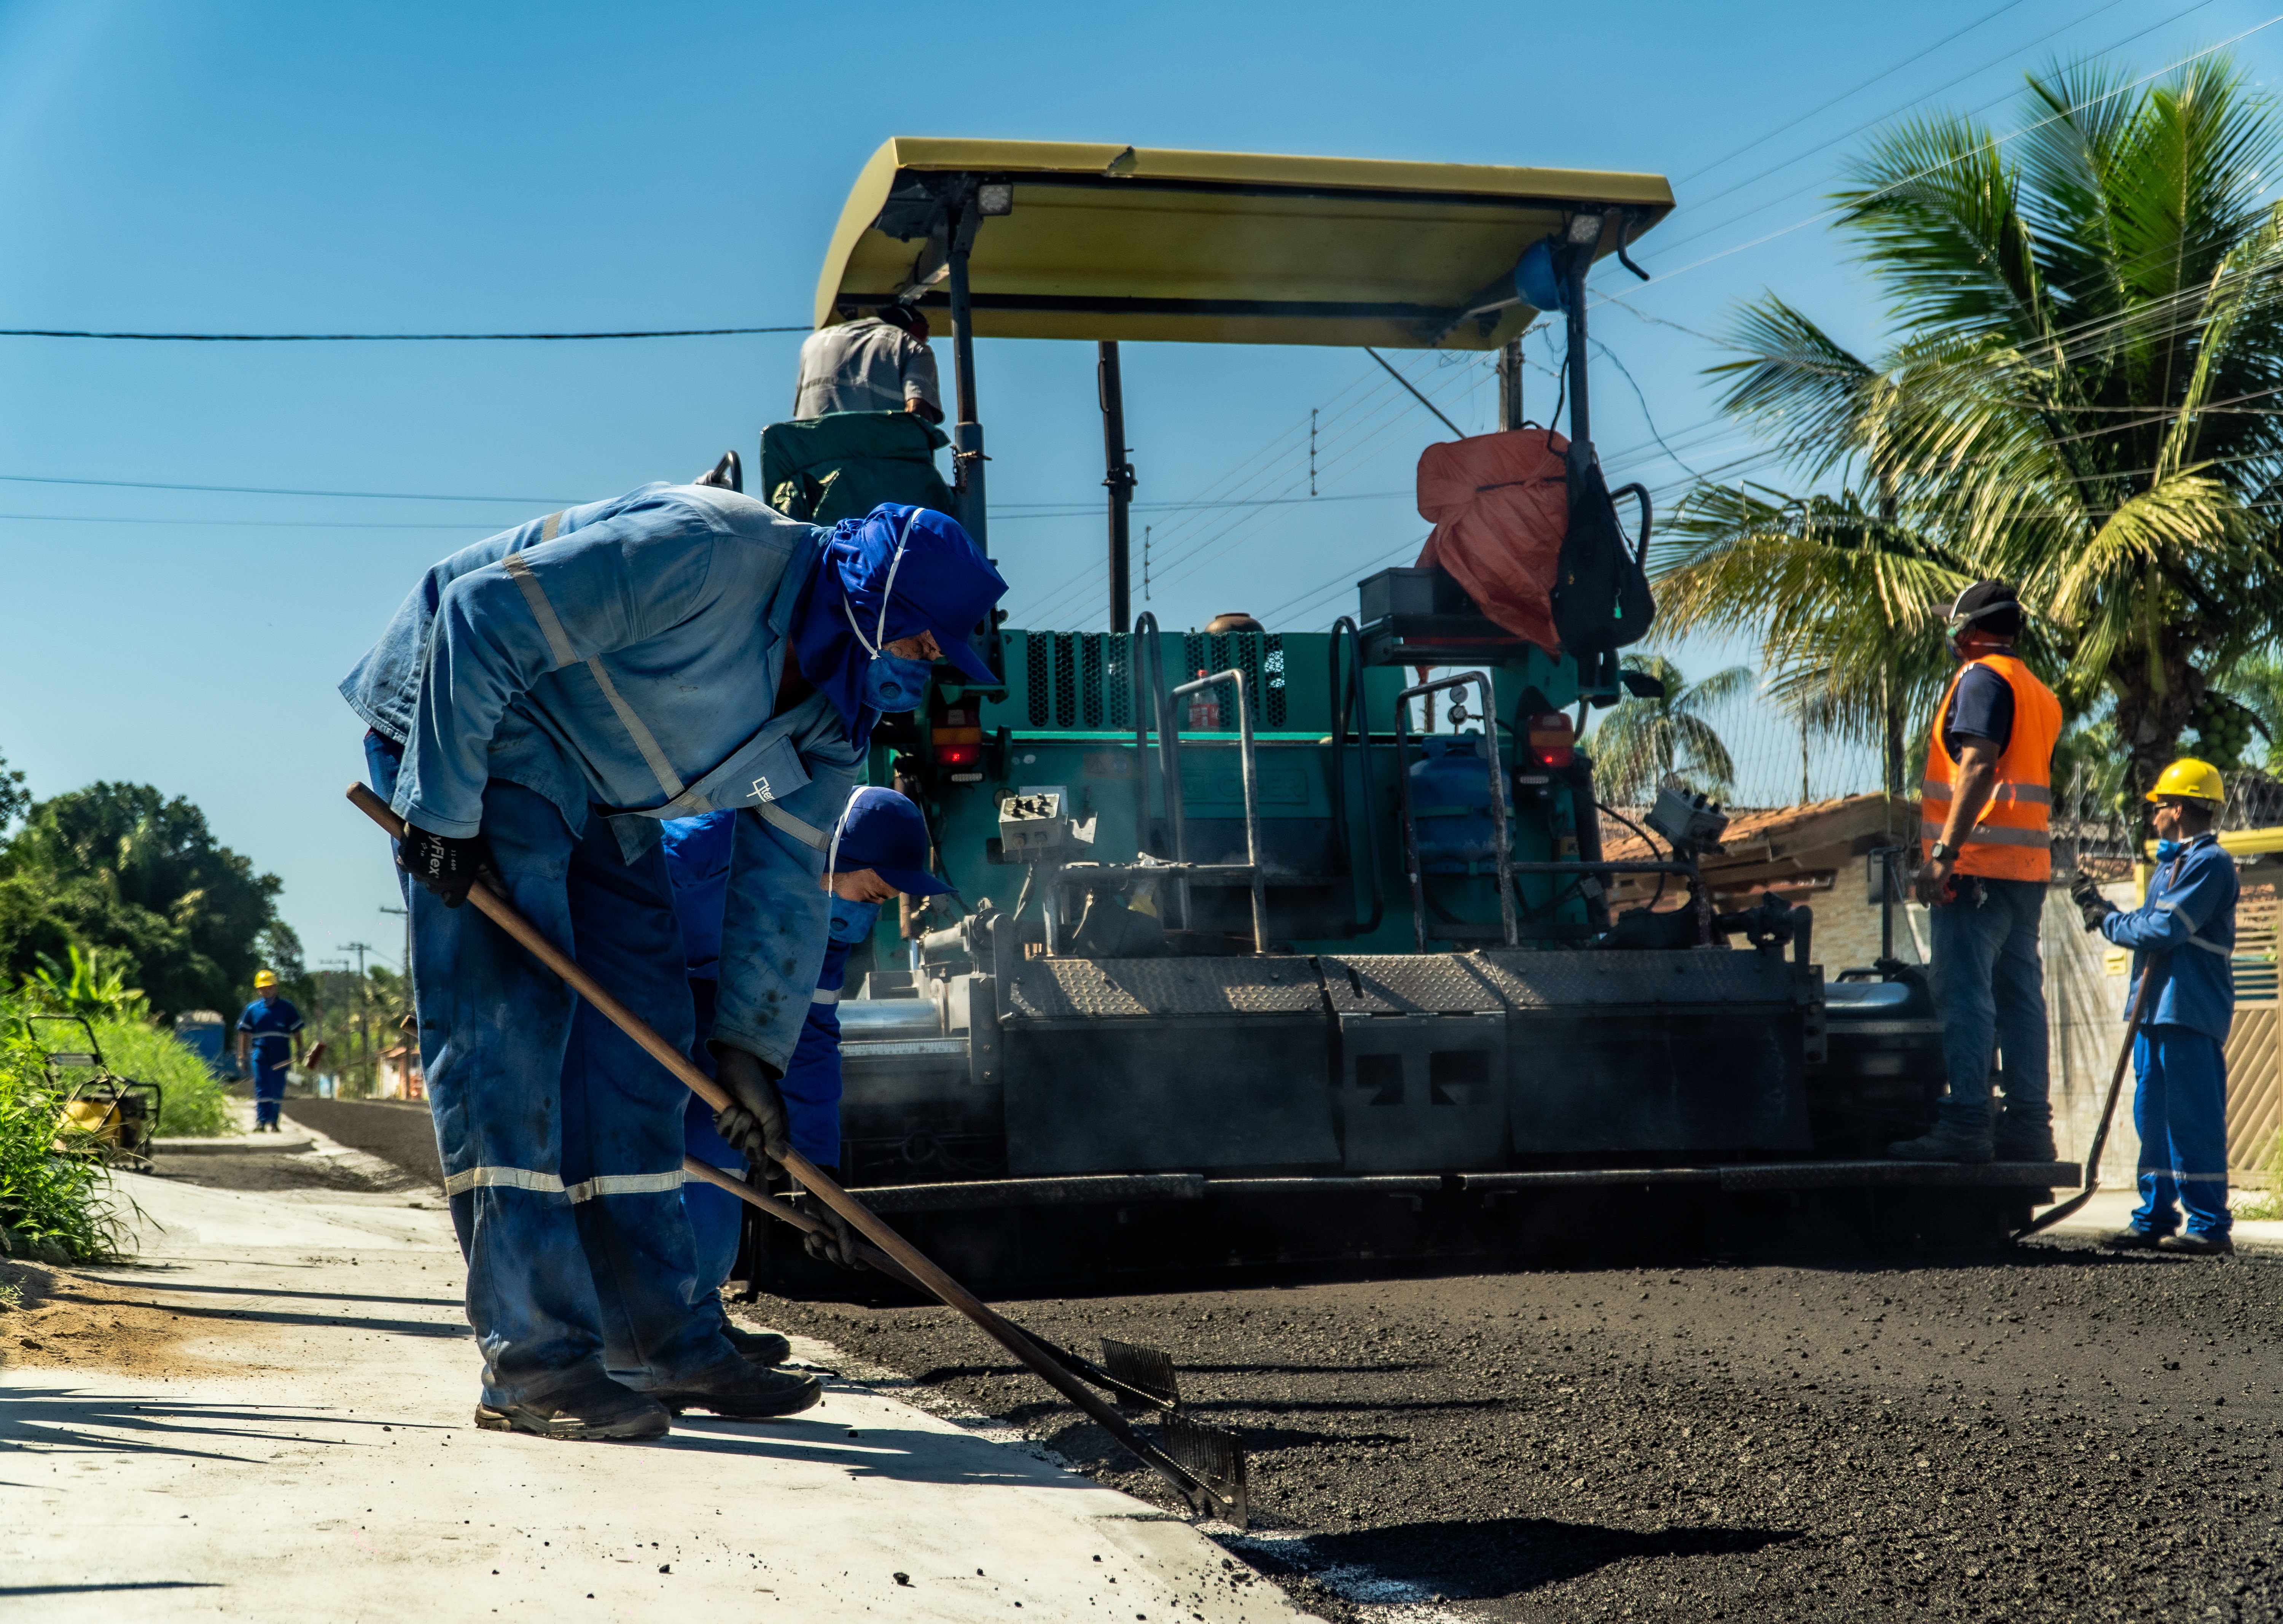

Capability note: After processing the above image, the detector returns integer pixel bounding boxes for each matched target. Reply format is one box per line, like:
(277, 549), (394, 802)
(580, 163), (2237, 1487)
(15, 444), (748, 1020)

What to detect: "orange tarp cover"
(1414, 428), (1569, 652)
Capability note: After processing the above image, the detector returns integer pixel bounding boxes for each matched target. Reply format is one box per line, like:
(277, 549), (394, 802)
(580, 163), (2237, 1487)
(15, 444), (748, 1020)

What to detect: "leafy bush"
(0, 1021), (123, 1263)
(87, 1019), (237, 1138)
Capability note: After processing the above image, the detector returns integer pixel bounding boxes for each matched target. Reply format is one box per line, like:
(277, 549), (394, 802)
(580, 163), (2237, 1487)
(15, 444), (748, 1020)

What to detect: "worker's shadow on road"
(0, 1384), (443, 1466)
(1261, 1516), (1802, 1600)
(659, 1412), (1096, 1491)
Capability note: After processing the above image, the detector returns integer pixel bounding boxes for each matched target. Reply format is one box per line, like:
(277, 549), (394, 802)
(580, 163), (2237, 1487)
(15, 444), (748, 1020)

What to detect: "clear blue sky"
(0, 0), (2271, 977)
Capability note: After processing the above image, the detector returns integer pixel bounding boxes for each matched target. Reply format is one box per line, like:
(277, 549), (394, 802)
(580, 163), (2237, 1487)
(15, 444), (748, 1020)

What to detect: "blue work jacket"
(2100, 831), (2238, 1042)
(236, 997), (304, 1067)
(340, 483), (863, 1070)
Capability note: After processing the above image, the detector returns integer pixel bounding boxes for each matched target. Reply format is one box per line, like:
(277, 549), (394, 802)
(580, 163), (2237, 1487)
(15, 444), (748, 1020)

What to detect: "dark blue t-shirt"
(1942, 657), (2016, 757)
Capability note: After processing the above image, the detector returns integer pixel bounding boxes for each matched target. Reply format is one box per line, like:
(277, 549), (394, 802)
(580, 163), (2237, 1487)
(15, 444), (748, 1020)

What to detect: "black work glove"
(710, 1045), (790, 1169)
(798, 1175), (868, 1271)
(400, 826), (494, 908)
(2069, 872), (2117, 932)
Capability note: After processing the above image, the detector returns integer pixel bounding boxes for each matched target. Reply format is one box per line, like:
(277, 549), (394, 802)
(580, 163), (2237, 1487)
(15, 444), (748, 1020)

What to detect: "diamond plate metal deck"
(1473, 948), (1796, 1009)
(1318, 954), (1506, 1014)
(1006, 956), (1325, 1021)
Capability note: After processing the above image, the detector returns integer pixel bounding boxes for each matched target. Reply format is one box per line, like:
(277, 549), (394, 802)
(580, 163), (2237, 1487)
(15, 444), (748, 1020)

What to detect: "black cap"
(1944, 580), (2023, 639)
(874, 303), (925, 335)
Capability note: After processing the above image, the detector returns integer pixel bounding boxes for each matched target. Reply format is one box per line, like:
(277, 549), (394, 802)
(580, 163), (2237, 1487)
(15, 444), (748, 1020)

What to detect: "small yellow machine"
(32, 1015), (161, 1164)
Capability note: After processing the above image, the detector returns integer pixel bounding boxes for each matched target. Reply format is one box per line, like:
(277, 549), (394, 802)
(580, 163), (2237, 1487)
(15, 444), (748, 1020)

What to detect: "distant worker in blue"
(2073, 758), (2240, 1256)
(235, 968), (304, 1133)
(343, 468), (1006, 1442)
(665, 787), (953, 1281)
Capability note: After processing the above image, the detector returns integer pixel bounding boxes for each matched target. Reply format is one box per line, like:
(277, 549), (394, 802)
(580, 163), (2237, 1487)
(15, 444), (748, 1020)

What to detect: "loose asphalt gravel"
(252, 1097), (2283, 1619)
(737, 1242), (2283, 1622)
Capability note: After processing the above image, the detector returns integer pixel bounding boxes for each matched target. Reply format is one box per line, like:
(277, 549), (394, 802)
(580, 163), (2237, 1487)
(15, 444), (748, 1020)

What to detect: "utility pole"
(343, 941), (374, 1097)
(1098, 340), (1136, 632)
(379, 904), (408, 979)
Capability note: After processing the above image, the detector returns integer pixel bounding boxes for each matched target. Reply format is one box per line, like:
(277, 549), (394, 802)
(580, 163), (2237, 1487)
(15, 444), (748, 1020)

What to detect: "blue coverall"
(236, 996), (303, 1127)
(663, 811), (854, 1293)
(342, 483), (860, 1411)
(2099, 831), (2239, 1239)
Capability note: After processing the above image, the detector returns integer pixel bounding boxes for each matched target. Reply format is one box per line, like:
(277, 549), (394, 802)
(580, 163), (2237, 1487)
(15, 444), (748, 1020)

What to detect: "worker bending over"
(2073, 759), (2239, 1255)
(794, 305), (943, 422)
(343, 481), (1004, 1442)
(235, 969), (303, 1133)
(665, 787), (952, 1281)
(1893, 581), (2062, 1164)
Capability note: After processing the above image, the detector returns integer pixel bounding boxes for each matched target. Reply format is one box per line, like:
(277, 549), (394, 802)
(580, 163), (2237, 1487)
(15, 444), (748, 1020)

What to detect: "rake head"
(1099, 1337), (1181, 1411)
(1157, 1414), (1249, 1528)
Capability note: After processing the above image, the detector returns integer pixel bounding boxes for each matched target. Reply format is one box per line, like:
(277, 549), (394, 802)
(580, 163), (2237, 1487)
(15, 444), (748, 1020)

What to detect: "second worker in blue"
(666, 786), (954, 1293)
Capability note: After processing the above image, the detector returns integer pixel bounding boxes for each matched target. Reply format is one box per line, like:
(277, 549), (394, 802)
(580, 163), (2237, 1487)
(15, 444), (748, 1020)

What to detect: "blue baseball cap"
(831, 787), (954, 896)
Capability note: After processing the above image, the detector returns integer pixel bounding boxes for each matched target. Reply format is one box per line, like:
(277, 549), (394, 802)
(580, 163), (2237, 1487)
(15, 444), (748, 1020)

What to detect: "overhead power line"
(1623, 10), (2282, 292)
(0, 471), (572, 503)
(0, 324), (811, 342)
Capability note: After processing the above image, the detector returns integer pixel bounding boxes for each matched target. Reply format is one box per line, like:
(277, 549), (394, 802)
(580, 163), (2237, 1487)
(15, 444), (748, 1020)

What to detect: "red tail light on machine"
(931, 705), (984, 772)
(1526, 712), (1575, 769)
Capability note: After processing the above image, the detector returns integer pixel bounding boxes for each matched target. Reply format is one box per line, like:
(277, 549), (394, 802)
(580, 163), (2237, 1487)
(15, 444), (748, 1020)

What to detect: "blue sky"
(0, 0), (2272, 977)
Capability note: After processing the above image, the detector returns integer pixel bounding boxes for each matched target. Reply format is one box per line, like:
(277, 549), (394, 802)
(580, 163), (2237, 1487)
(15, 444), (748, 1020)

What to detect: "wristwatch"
(1929, 839), (1956, 862)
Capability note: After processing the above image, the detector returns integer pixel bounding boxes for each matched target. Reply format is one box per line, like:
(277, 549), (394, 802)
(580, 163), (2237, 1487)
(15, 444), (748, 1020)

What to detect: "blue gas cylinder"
(1410, 733), (1501, 873)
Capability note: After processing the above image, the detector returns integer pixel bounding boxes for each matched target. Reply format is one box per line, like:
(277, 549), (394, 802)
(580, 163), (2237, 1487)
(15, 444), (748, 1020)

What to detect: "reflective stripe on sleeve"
(501, 552), (580, 669)
(812, 986), (842, 1005)
(756, 799), (830, 851)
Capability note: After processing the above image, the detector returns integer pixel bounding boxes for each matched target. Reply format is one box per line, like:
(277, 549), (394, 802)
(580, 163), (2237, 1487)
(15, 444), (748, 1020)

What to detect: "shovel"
(681, 1160), (1200, 1414)
(349, 783), (1247, 1524)
(2015, 965), (2154, 1239)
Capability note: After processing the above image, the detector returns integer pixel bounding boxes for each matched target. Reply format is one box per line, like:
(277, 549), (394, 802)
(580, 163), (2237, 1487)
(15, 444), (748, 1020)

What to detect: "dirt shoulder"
(0, 1259), (258, 1380)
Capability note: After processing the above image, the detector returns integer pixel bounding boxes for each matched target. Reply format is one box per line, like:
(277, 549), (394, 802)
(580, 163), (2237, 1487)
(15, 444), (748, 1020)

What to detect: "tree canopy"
(0, 780), (285, 1018)
(1658, 55), (2283, 798)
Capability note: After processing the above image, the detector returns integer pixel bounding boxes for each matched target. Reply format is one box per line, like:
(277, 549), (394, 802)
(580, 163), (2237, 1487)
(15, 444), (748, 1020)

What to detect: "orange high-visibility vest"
(1922, 652), (2062, 881)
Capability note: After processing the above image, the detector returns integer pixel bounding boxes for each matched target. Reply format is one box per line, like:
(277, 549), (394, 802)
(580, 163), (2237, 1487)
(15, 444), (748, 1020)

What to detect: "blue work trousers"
(1928, 875), (2051, 1138)
(252, 1062), (288, 1127)
(2132, 1024), (2232, 1238)
(368, 735), (741, 1409)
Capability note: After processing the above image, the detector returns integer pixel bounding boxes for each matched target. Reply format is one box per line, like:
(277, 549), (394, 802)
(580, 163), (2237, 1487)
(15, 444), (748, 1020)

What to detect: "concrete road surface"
(1, 1165), (1293, 1623)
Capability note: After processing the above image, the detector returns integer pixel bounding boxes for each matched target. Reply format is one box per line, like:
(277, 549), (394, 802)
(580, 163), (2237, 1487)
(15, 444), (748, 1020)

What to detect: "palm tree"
(1659, 56), (2283, 798)
(1589, 654), (1753, 803)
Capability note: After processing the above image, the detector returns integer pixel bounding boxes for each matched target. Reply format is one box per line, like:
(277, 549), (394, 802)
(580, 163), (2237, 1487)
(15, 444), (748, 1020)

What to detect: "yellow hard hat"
(2146, 758), (2225, 806)
(253, 968), (279, 988)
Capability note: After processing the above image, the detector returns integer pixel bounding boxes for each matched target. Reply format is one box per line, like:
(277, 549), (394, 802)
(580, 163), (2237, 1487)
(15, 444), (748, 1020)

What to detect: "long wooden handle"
(350, 782), (1229, 1517)
(2016, 956), (2156, 1238)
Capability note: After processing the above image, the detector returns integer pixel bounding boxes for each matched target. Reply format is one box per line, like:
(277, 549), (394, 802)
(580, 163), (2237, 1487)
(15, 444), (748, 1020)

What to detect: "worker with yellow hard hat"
(235, 969), (305, 1133)
(2071, 756), (2239, 1254)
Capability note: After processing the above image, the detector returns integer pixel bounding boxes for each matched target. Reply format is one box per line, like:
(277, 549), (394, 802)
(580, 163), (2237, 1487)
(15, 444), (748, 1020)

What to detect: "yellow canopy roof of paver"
(814, 138), (1675, 351)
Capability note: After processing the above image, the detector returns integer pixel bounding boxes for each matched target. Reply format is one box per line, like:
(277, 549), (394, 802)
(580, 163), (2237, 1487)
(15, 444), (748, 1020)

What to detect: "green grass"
(0, 1022), (124, 1263)
(85, 1019), (239, 1138)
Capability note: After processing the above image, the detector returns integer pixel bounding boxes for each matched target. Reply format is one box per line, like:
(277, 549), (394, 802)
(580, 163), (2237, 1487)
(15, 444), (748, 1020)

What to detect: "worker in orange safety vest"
(1891, 580), (2063, 1165)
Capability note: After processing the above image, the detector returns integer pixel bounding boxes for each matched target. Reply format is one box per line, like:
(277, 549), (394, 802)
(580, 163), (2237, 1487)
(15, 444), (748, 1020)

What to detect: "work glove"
(400, 827), (494, 908)
(710, 1044), (790, 1170)
(2069, 872), (2117, 932)
(798, 1175), (868, 1271)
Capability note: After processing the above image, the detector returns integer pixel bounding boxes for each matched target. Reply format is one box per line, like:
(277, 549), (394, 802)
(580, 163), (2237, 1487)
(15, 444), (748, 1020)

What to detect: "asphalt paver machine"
(749, 139), (2070, 1288)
